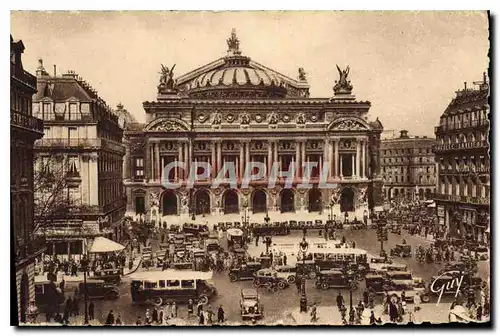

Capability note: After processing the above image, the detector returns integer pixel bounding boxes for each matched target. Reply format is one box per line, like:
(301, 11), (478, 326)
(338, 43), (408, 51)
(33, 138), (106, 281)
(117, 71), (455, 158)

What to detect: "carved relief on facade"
(212, 112), (222, 125)
(282, 114), (291, 123)
(240, 112), (251, 125)
(225, 114), (235, 123)
(268, 112), (279, 125)
(254, 114), (264, 123)
(147, 119), (188, 132)
(331, 118), (367, 131)
(296, 113), (306, 125)
(331, 187), (341, 203)
(197, 113), (209, 123)
(358, 187), (368, 205)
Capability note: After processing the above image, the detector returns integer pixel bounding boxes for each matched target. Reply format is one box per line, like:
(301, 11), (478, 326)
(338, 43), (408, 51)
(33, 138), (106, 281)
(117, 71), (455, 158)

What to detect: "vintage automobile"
(386, 271), (423, 288)
(78, 279), (120, 300)
(253, 269), (288, 290)
(182, 223), (210, 236)
(315, 270), (354, 290)
(130, 270), (217, 306)
(390, 244), (412, 258)
(471, 245), (489, 260)
(171, 234), (186, 247)
(365, 274), (390, 294)
(89, 268), (121, 285)
(172, 262), (194, 270)
(228, 262), (262, 282)
(296, 260), (320, 279)
(233, 247), (248, 260)
(34, 279), (65, 309)
(204, 238), (221, 254)
(387, 283), (430, 303)
(274, 265), (297, 284)
(227, 228), (245, 251)
(240, 289), (264, 320)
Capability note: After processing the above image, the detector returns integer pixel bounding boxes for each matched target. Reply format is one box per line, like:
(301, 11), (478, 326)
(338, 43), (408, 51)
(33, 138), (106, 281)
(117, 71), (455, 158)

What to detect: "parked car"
(228, 262), (262, 282)
(472, 246), (489, 260)
(34, 279), (65, 309)
(387, 283), (429, 303)
(253, 269), (288, 289)
(365, 274), (390, 294)
(390, 244), (412, 258)
(240, 289), (264, 320)
(78, 279), (119, 300)
(315, 270), (354, 290)
(274, 265), (297, 284)
(386, 271), (423, 288)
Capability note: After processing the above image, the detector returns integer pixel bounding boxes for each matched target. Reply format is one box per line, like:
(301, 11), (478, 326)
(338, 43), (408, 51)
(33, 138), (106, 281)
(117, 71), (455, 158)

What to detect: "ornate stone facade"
(123, 30), (383, 225)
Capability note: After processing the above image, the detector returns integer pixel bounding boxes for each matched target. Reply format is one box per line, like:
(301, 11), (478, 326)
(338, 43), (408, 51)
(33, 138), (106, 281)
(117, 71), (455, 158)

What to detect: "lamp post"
(348, 275), (358, 324)
(264, 236), (272, 255)
(330, 201), (334, 222)
(81, 258), (89, 325)
(299, 235), (309, 313)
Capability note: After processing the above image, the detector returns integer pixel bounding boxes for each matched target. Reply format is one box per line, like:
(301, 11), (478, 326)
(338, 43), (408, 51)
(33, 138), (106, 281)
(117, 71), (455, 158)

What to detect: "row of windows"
(440, 109), (488, 127)
(438, 182), (489, 198)
(438, 131), (487, 145)
(383, 175), (434, 184)
(382, 166), (433, 174)
(11, 90), (32, 115)
(98, 179), (124, 208)
(99, 153), (123, 173)
(381, 157), (434, 164)
(381, 148), (433, 156)
(438, 157), (488, 170)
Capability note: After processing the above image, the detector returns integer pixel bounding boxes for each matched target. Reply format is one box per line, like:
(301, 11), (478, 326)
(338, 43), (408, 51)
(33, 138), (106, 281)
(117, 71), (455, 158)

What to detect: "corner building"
(434, 75), (490, 243)
(33, 61), (126, 258)
(11, 35), (45, 324)
(380, 130), (436, 201)
(124, 31), (384, 224)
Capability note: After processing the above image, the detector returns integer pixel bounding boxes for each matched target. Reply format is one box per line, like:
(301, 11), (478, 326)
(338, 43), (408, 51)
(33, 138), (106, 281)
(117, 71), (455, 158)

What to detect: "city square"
(11, 11), (490, 327)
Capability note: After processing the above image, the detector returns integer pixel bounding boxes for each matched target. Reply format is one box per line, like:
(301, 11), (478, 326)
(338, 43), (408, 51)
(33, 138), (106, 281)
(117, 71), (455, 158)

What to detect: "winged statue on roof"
(159, 64), (176, 90)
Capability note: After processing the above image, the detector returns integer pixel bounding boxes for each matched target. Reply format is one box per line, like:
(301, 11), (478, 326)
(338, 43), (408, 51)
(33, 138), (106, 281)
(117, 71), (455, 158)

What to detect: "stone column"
(239, 141), (244, 179)
(188, 139), (193, 180)
(274, 141), (279, 172)
(295, 140), (301, 178)
(178, 142), (183, 181)
(184, 141), (189, 180)
(216, 140), (222, 174)
(268, 141), (273, 177)
(362, 139), (366, 178)
(339, 153), (343, 178)
(352, 154), (355, 178)
(155, 142), (161, 181)
(145, 141), (151, 180)
(323, 138), (329, 178)
(334, 138), (339, 178)
(301, 140), (306, 178)
(245, 140), (250, 175)
(356, 139), (361, 178)
(211, 141), (216, 178)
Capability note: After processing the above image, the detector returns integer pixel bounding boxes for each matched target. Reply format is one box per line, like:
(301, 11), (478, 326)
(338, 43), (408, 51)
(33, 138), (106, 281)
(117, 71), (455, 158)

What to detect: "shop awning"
(89, 236), (125, 253)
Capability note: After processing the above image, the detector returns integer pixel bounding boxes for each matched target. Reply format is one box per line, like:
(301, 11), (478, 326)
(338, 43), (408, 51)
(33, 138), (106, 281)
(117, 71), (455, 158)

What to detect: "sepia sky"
(10, 11), (489, 136)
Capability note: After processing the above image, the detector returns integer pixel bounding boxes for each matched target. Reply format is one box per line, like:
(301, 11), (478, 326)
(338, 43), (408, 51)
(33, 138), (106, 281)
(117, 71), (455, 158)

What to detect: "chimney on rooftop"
(399, 130), (409, 139)
(464, 82), (467, 90)
(53, 65), (56, 77)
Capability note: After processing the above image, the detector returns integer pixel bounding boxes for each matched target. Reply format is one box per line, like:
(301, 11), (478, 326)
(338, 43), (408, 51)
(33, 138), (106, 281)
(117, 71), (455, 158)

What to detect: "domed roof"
(173, 29), (310, 100)
(186, 64), (283, 90)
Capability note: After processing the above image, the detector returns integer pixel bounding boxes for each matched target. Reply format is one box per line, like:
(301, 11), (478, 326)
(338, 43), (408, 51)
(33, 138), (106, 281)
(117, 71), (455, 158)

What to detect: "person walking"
(72, 295), (79, 316)
(217, 305), (225, 323)
(172, 301), (177, 318)
(135, 316), (142, 325)
(198, 308), (205, 325)
(187, 299), (194, 318)
(105, 310), (115, 325)
(369, 310), (376, 325)
(197, 301), (204, 317)
(336, 292), (344, 310)
(88, 301), (95, 320)
(164, 302), (171, 320)
(152, 307), (159, 324)
(414, 293), (421, 312)
(115, 315), (123, 326)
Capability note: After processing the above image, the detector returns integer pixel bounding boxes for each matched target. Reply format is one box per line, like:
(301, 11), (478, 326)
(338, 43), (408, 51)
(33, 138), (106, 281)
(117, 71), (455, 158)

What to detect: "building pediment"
(144, 118), (190, 132)
(328, 117), (370, 131)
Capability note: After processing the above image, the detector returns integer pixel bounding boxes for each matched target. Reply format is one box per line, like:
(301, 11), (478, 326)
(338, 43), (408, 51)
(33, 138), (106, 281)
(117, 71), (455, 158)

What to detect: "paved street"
(50, 224), (489, 326)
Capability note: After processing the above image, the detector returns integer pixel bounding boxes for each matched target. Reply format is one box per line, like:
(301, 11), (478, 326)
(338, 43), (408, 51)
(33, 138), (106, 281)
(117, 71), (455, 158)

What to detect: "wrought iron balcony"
(435, 119), (489, 133)
(434, 140), (489, 152)
(433, 193), (489, 205)
(35, 138), (102, 149)
(11, 110), (44, 135)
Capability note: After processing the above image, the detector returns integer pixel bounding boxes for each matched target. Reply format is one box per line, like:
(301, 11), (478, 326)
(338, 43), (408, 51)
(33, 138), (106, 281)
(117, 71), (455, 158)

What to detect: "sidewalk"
(283, 303), (461, 325)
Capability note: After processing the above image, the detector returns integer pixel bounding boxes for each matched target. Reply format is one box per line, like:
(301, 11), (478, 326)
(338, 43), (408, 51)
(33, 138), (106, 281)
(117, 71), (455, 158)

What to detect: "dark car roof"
(242, 289), (258, 297)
